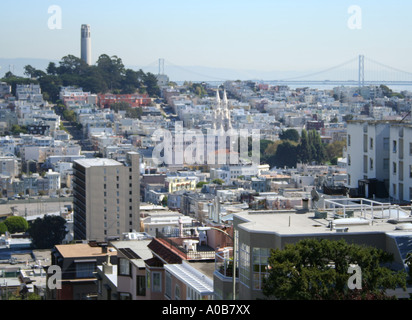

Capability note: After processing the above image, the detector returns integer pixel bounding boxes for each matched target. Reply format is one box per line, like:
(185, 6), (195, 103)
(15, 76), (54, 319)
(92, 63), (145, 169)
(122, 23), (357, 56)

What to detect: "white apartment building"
(389, 124), (412, 202)
(45, 169), (61, 195)
(346, 120), (412, 202)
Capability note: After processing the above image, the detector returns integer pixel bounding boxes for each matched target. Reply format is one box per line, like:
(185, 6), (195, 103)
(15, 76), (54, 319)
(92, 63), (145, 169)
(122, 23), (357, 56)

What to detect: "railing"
(214, 249), (238, 278)
(156, 231), (216, 260)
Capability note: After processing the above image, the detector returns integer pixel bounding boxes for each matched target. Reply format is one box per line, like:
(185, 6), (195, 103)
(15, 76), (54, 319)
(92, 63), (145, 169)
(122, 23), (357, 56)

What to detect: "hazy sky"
(1, 0), (412, 75)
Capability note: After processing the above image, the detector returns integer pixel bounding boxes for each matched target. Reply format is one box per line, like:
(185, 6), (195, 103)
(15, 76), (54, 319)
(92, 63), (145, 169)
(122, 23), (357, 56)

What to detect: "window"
(165, 272), (171, 299)
(409, 143), (412, 155)
(347, 134), (351, 146)
(393, 140), (397, 153)
(252, 247), (270, 290)
(119, 258), (131, 276)
(370, 158), (373, 170)
(239, 243), (250, 286)
(152, 272), (162, 292)
(383, 137), (389, 150)
(175, 284), (181, 300)
(393, 162), (397, 175)
(119, 293), (131, 300)
(363, 155), (368, 174)
(136, 275), (146, 296)
(76, 262), (95, 278)
(186, 287), (202, 300)
(410, 165), (412, 178)
(383, 159), (389, 170)
(370, 138), (373, 149)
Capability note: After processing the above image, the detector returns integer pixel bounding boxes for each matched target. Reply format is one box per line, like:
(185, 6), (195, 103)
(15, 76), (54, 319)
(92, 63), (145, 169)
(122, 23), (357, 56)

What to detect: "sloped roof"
(147, 238), (184, 264)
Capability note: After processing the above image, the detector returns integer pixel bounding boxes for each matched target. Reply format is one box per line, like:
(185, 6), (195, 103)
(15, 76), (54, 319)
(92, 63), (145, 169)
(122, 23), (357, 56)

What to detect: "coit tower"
(81, 24), (92, 65)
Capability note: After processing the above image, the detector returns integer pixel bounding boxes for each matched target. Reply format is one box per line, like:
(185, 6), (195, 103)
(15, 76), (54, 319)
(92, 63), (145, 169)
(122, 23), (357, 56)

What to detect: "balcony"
(214, 249), (238, 279)
(156, 230), (216, 260)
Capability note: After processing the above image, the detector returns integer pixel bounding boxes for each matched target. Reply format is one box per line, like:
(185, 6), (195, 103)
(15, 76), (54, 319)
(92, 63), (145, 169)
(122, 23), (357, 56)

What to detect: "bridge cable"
(278, 57), (358, 81)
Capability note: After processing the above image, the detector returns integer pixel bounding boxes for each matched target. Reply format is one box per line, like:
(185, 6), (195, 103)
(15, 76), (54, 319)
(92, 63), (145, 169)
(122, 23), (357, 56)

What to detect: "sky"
(1, 0), (412, 80)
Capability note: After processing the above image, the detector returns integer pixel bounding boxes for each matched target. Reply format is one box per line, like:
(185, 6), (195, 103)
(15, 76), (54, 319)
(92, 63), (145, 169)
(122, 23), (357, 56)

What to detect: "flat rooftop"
(74, 158), (121, 168)
(54, 243), (117, 258)
(234, 199), (412, 236)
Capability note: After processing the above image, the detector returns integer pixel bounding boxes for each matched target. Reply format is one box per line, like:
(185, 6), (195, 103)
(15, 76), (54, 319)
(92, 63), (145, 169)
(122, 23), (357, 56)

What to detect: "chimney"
(101, 243), (108, 254)
(103, 254), (113, 274)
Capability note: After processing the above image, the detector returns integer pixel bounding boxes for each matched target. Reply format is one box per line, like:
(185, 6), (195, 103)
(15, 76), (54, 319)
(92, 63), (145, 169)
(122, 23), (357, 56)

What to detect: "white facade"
(346, 121), (391, 189)
(346, 120), (412, 202)
(45, 169), (61, 195)
(389, 124), (412, 202)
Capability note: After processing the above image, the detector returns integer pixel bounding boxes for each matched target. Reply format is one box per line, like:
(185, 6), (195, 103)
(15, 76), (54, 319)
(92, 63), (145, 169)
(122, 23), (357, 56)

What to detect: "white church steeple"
(212, 89), (231, 131)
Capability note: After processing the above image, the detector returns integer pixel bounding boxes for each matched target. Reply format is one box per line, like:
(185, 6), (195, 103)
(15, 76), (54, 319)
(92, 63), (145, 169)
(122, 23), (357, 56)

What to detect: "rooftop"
(164, 261), (214, 295)
(109, 240), (153, 269)
(234, 198), (412, 236)
(54, 243), (116, 258)
(74, 158), (121, 168)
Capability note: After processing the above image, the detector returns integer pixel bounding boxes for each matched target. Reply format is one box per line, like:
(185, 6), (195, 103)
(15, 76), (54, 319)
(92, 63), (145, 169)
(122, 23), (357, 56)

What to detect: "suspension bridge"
(139, 55), (412, 87)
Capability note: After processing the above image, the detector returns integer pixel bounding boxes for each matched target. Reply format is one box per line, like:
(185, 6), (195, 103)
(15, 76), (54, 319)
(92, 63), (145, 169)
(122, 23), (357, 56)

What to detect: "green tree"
(212, 179), (224, 185)
(28, 215), (68, 249)
(0, 222), (8, 234)
(308, 129), (326, 164)
(279, 129), (300, 142)
(326, 140), (346, 164)
(297, 129), (311, 164)
(269, 141), (298, 168)
(46, 62), (58, 75)
(143, 72), (160, 97)
(4, 216), (29, 234)
(96, 54), (126, 91)
(263, 238), (406, 300)
(161, 195), (168, 207)
(57, 55), (89, 76)
(196, 181), (209, 188)
(10, 124), (27, 135)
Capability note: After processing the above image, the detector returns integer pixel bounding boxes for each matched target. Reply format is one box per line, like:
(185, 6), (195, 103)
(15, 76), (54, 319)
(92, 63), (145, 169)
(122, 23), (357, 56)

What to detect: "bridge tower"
(358, 54), (365, 89)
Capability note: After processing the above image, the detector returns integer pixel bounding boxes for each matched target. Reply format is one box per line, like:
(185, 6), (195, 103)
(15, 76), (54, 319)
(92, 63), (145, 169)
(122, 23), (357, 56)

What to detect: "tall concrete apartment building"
(81, 24), (92, 66)
(346, 120), (412, 202)
(73, 152), (140, 242)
